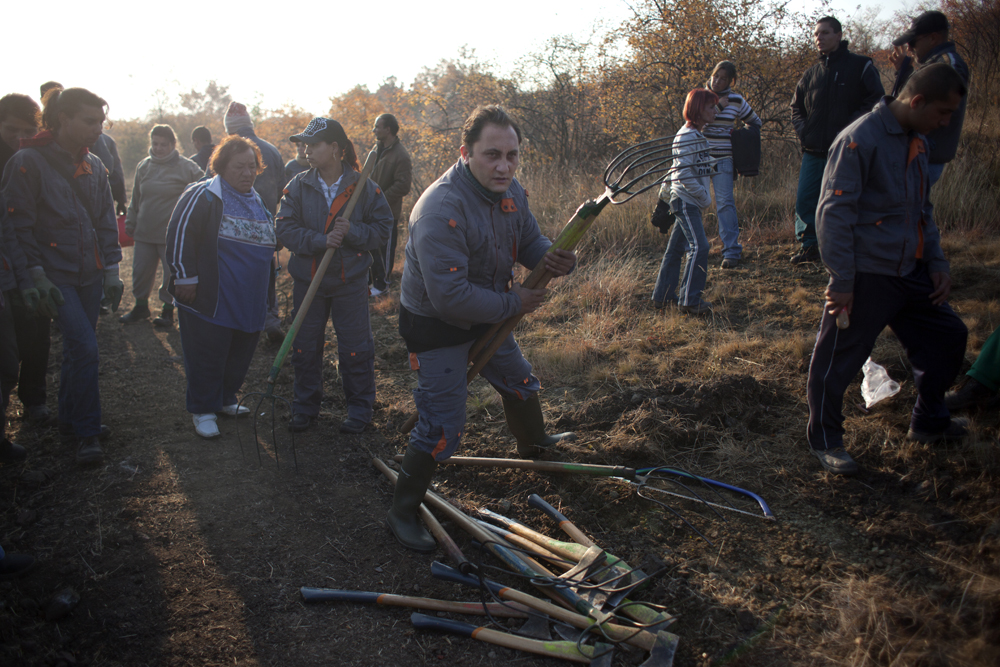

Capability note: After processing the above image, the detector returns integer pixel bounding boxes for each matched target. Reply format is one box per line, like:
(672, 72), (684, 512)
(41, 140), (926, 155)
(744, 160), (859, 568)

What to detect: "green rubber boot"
(387, 447), (438, 553)
(502, 394), (576, 459)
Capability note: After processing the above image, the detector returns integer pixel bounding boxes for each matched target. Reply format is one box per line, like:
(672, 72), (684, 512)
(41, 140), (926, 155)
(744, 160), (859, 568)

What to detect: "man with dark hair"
(284, 139), (309, 184)
(190, 126), (215, 172)
(806, 63), (968, 476)
(368, 113), (412, 296)
(789, 17), (884, 264)
(0, 93), (52, 427)
(889, 10), (969, 189)
(387, 105), (577, 552)
(223, 102), (284, 342)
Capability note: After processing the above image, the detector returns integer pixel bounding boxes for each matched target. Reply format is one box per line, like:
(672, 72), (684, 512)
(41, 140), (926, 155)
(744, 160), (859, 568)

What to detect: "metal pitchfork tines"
(399, 134), (714, 434)
(237, 148), (379, 470)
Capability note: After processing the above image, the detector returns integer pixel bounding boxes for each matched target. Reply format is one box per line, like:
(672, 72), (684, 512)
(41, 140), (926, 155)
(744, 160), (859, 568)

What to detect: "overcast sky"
(9, 0), (915, 121)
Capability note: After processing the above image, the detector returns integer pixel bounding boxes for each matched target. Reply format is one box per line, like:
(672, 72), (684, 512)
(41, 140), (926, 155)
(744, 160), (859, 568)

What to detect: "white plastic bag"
(861, 357), (901, 408)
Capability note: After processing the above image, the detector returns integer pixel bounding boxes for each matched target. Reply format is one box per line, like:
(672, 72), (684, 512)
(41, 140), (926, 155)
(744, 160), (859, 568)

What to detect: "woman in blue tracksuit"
(651, 88), (719, 315)
(276, 118), (391, 435)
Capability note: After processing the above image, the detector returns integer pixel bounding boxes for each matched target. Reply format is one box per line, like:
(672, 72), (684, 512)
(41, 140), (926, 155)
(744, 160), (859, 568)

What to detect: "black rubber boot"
(153, 304), (174, 328)
(119, 300), (150, 324)
(502, 394), (576, 458)
(387, 448), (438, 553)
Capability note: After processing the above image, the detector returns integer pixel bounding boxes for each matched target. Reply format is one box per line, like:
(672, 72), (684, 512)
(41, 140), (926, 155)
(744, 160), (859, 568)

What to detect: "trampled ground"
(2, 237), (999, 666)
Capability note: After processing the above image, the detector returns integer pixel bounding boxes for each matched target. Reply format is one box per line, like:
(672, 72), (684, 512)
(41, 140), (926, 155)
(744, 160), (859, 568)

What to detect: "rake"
(400, 135), (714, 434)
(237, 148), (379, 469)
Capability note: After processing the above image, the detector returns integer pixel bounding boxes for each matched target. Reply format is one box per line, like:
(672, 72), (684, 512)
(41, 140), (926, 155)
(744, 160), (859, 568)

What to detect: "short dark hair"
(817, 16), (842, 34)
(150, 124), (176, 145)
(191, 126), (212, 144)
(39, 87), (108, 133)
(0, 94), (40, 126)
(39, 81), (62, 97)
(462, 105), (522, 149)
(901, 62), (968, 103)
(376, 113), (399, 135)
(710, 61), (737, 84)
(210, 135), (265, 176)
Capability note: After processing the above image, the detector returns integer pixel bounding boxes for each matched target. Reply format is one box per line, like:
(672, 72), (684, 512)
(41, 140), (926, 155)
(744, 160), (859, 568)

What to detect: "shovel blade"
(639, 631), (679, 667)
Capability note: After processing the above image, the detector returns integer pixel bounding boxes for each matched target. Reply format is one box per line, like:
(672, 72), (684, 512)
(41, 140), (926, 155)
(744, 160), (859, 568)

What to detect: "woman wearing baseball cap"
(276, 118), (392, 435)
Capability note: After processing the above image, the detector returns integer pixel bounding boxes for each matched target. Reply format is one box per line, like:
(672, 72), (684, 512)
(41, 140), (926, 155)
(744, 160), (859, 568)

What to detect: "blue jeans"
(55, 281), (103, 438)
(794, 152), (827, 249)
(652, 198), (709, 307)
(178, 309), (261, 414)
(711, 158), (741, 260)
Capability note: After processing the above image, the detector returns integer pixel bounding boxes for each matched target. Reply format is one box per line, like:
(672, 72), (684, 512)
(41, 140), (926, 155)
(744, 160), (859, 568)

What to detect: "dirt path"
(1, 244), (999, 666)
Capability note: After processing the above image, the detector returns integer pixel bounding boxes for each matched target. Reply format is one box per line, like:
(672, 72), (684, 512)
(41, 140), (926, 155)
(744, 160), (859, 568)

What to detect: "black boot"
(0, 438), (26, 463)
(387, 448), (437, 553)
(945, 377), (997, 412)
(502, 394), (576, 458)
(153, 304), (174, 328)
(119, 299), (150, 324)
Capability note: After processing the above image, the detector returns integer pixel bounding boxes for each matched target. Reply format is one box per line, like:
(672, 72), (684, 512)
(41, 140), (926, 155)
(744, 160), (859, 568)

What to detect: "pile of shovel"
(299, 458), (681, 666)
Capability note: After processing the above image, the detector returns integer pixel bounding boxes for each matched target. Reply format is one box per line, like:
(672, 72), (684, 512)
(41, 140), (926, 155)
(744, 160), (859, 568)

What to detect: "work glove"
(103, 266), (124, 313)
(17, 288), (37, 312)
(116, 201), (128, 217)
(28, 267), (65, 319)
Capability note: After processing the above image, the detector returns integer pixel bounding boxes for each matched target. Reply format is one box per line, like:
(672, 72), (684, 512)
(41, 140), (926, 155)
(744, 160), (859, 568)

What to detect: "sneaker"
(219, 403), (250, 417)
(811, 447), (859, 475)
(339, 417), (367, 434)
(0, 438), (26, 463)
(945, 378), (997, 412)
(369, 286), (385, 298)
(119, 304), (151, 324)
(289, 413), (313, 432)
(26, 404), (53, 426)
(193, 413), (220, 439)
(679, 300), (712, 315)
(0, 553), (36, 580)
(75, 436), (104, 466)
(790, 246), (820, 264)
(99, 305), (111, 316)
(906, 417), (969, 444)
(721, 258), (740, 269)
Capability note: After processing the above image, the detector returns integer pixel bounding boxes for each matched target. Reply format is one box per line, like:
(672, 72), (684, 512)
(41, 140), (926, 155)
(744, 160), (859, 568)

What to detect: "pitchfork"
(237, 148), (379, 470)
(400, 134), (714, 433)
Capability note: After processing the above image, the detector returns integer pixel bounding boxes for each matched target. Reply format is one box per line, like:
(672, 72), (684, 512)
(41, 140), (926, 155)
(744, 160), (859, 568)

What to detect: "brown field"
(2, 177), (1000, 666)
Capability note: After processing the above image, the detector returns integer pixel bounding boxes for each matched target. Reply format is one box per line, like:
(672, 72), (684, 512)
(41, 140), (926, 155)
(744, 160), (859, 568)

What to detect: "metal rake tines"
(236, 389), (298, 472)
(603, 135), (709, 203)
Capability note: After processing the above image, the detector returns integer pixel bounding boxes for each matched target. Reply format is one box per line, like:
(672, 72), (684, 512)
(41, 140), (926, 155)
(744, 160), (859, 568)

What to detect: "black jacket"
(790, 41), (884, 156)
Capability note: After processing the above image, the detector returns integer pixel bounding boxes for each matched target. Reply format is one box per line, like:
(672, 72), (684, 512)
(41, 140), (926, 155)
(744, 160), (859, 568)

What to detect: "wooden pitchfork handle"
(264, 149), (378, 389)
(399, 196), (611, 433)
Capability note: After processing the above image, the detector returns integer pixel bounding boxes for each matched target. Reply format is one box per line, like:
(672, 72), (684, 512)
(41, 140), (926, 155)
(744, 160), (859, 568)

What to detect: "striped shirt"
(702, 87), (762, 158)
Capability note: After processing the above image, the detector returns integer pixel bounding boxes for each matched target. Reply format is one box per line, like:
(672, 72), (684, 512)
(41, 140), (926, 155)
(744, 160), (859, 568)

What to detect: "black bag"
(650, 199), (675, 234)
(731, 126), (761, 177)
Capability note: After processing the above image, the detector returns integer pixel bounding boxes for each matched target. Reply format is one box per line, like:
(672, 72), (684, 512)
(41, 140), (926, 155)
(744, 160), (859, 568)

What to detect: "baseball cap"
(893, 11), (949, 47)
(290, 118), (346, 144)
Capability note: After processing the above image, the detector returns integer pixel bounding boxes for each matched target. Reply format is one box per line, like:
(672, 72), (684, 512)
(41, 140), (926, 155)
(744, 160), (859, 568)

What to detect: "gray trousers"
(131, 241), (171, 305)
(290, 279), (375, 423)
(409, 333), (540, 461)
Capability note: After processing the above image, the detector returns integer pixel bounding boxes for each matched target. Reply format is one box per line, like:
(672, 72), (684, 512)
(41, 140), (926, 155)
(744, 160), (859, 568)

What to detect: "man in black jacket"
(789, 17), (884, 264)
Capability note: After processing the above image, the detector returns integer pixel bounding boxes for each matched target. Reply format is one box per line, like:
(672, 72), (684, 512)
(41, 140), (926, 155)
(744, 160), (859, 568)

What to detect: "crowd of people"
(0, 9), (986, 573)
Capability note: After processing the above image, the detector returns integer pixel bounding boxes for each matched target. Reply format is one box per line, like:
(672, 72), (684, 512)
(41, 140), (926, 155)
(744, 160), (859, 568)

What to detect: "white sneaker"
(220, 403), (250, 417)
(193, 413), (220, 438)
(369, 286), (385, 298)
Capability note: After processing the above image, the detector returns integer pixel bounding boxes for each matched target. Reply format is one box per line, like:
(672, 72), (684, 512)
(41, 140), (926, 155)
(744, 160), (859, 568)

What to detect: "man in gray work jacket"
(806, 64), (968, 476)
(388, 105), (576, 553)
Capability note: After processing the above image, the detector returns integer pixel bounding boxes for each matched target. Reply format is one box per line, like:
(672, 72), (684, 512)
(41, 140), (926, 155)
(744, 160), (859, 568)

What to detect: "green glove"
(28, 268), (64, 319)
(103, 267), (124, 312)
(17, 288), (36, 312)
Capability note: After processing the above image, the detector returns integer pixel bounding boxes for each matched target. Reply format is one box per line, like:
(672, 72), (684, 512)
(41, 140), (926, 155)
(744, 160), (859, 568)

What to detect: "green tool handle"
(265, 149), (378, 388)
